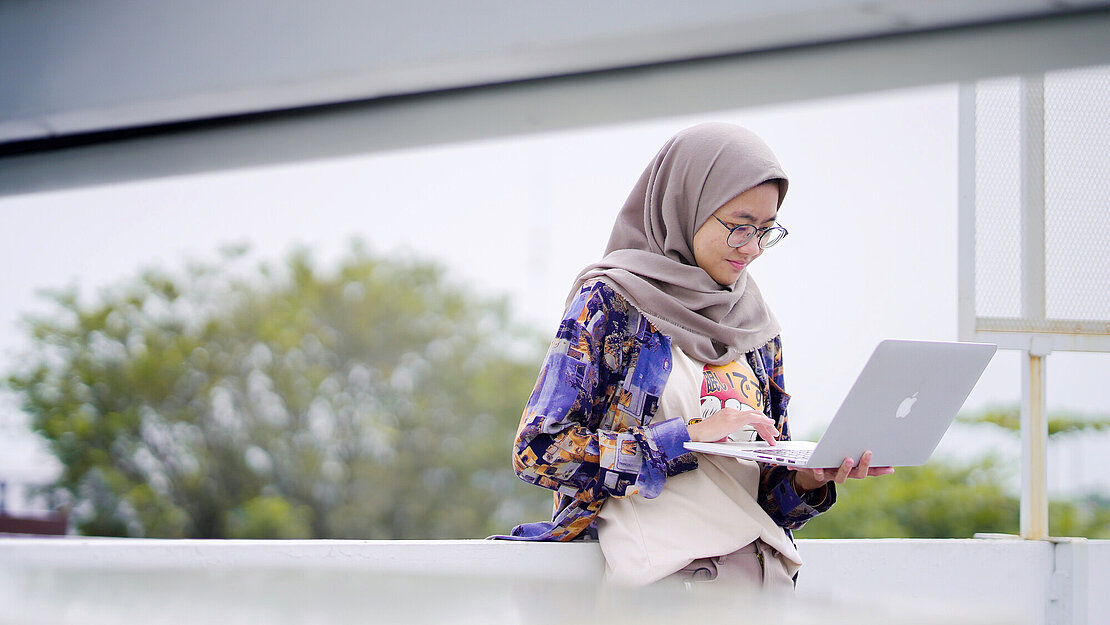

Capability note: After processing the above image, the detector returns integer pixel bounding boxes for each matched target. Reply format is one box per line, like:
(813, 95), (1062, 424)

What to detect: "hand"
(791, 450), (895, 492)
(687, 408), (779, 445)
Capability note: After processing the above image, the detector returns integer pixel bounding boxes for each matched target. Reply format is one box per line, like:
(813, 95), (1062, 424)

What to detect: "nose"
(739, 235), (762, 255)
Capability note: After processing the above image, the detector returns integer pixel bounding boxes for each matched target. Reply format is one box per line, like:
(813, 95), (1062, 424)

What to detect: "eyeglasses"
(713, 216), (789, 249)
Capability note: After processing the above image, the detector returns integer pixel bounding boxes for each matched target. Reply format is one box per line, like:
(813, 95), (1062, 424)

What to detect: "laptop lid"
(804, 339), (996, 468)
(684, 339), (997, 467)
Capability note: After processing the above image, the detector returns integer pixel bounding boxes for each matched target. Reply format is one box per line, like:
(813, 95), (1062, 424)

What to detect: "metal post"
(956, 81), (977, 343)
(1021, 346), (1050, 539)
(1019, 74), (1049, 540)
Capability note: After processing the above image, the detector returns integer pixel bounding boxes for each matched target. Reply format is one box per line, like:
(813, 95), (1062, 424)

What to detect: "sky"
(2, 82), (1108, 510)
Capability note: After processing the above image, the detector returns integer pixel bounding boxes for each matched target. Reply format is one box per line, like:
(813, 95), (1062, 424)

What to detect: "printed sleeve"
(758, 465), (836, 530)
(752, 337), (836, 529)
(511, 283), (693, 506)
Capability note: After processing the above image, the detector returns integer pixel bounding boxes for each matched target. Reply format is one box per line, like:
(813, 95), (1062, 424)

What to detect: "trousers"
(668, 540), (794, 592)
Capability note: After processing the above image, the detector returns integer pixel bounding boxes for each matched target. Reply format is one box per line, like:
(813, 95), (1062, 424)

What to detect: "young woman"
(503, 123), (892, 589)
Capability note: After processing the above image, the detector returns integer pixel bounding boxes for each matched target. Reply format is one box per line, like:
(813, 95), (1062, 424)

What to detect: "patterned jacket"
(501, 280), (834, 541)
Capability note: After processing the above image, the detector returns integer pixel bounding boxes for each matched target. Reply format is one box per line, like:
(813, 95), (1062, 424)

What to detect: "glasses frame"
(713, 216), (789, 249)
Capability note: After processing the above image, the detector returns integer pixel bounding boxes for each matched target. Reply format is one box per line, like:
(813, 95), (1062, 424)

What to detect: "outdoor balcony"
(1, 536), (1103, 624)
(2, 4), (1107, 625)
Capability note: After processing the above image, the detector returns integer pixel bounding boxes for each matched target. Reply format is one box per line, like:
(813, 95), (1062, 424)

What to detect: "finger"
(852, 451), (873, 479)
(744, 412), (776, 426)
(752, 422), (779, 445)
(870, 467), (896, 476)
(834, 458), (854, 484)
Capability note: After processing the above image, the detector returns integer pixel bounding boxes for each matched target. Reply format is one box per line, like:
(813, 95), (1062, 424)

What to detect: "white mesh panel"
(974, 77), (1023, 320)
(1044, 66), (1110, 322)
(973, 65), (1110, 335)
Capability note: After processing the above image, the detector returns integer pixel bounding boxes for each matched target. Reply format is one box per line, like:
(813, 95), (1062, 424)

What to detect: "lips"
(727, 259), (748, 271)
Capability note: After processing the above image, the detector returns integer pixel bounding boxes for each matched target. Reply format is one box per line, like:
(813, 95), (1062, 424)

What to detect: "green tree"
(957, 404), (1110, 438)
(795, 457), (1021, 538)
(5, 244), (551, 538)
(797, 406), (1110, 539)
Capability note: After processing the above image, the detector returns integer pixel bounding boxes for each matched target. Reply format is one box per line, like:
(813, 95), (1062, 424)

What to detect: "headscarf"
(570, 122), (788, 366)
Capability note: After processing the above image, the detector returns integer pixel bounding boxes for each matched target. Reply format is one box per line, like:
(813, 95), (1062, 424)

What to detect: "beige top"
(596, 344), (802, 586)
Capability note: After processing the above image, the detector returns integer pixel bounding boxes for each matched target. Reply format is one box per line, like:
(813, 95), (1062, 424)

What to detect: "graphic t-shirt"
(596, 345), (800, 586)
(692, 360), (765, 442)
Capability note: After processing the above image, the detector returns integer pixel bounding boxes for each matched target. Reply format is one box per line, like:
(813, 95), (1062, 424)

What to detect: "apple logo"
(896, 392), (919, 419)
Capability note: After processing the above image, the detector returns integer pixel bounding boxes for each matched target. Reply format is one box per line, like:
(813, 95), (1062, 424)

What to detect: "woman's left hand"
(791, 450), (895, 492)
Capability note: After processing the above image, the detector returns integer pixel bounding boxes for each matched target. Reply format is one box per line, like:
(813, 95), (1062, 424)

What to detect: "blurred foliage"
(957, 404), (1110, 438)
(796, 457), (1019, 538)
(798, 406), (1110, 539)
(8, 242), (1108, 541)
(797, 457), (1110, 539)
(5, 243), (552, 538)
(226, 495), (314, 539)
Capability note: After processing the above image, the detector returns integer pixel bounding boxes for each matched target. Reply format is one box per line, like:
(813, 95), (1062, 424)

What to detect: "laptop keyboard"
(753, 447), (813, 461)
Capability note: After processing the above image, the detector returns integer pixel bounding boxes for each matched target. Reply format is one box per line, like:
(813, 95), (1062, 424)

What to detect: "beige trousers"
(666, 540), (795, 592)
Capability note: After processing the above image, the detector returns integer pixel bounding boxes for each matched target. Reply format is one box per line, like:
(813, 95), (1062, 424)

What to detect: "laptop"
(683, 339), (997, 468)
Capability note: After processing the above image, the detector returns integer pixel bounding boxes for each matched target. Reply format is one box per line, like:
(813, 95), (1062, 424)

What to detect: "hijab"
(570, 122), (788, 366)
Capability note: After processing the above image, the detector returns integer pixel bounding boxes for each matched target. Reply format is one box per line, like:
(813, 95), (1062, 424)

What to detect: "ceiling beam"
(2, 9), (1109, 196)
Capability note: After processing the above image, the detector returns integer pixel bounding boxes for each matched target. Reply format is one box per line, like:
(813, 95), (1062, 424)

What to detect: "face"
(691, 182), (780, 286)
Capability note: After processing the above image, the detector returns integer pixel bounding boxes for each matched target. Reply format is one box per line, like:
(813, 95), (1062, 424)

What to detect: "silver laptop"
(683, 339), (997, 468)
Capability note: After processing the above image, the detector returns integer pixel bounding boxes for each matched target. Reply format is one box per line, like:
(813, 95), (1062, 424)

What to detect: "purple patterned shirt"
(498, 280), (833, 541)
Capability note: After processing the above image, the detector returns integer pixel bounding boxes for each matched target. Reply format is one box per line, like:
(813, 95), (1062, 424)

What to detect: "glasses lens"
(759, 227), (786, 248)
(727, 225), (757, 248)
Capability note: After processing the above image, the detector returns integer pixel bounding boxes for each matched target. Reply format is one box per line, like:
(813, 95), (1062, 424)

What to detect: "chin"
(712, 274), (740, 287)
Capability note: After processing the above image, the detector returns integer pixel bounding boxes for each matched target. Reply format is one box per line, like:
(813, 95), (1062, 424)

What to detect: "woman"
(503, 123), (892, 589)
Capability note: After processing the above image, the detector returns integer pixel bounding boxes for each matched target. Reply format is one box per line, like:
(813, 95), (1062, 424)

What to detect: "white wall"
(0, 538), (1102, 625)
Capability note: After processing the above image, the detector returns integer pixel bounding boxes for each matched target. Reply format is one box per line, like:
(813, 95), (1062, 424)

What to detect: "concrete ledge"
(0, 538), (606, 580)
(1, 537), (1104, 624)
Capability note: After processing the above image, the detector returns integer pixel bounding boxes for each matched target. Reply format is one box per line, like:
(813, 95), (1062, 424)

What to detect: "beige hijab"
(571, 122), (788, 366)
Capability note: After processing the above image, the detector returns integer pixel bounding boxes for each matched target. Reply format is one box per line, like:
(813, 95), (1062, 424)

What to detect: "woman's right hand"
(686, 408), (779, 445)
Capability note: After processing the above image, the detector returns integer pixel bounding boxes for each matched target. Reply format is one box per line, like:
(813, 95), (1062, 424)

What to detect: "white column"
(1021, 345), (1049, 540)
(1019, 74), (1049, 540)
(956, 81), (977, 343)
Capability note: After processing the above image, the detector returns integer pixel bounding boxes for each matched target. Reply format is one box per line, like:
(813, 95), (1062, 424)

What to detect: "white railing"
(0, 537), (1103, 625)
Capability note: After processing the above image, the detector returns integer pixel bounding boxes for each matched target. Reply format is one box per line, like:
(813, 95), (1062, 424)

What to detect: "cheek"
(691, 231), (716, 264)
